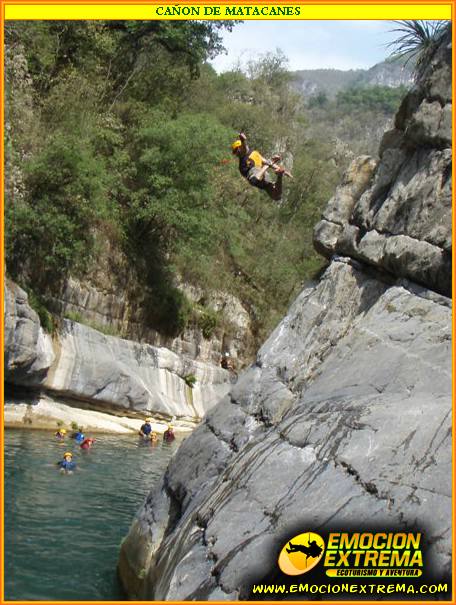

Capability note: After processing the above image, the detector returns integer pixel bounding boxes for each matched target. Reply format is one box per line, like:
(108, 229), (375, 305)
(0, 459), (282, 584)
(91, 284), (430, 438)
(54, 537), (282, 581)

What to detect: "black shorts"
(248, 176), (269, 190)
(247, 167), (272, 191)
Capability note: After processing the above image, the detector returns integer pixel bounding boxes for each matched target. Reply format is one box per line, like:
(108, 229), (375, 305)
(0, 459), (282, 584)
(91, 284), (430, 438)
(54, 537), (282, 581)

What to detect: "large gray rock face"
(118, 262), (452, 599)
(119, 30), (452, 601)
(314, 30), (452, 296)
(5, 281), (230, 422)
(4, 280), (55, 385)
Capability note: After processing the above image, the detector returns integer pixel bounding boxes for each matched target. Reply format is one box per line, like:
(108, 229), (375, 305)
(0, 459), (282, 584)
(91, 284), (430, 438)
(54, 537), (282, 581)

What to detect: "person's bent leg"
(248, 170), (282, 201)
(270, 173), (283, 201)
(264, 182), (279, 200)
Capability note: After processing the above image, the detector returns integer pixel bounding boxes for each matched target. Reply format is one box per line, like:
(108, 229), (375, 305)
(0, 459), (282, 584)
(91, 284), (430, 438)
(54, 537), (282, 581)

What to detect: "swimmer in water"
(57, 452), (76, 474)
(139, 418), (152, 439)
(163, 424), (175, 442)
(74, 428), (85, 444)
(150, 432), (158, 445)
(80, 437), (94, 450)
(55, 428), (67, 441)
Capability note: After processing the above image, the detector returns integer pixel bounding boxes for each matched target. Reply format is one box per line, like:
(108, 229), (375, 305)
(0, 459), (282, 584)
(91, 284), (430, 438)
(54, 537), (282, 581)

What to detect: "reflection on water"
(4, 428), (183, 601)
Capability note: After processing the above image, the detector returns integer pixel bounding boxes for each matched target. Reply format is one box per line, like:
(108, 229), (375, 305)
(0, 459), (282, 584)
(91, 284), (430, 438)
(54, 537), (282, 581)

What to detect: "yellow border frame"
(0, 3), (454, 605)
(2, 4), (453, 19)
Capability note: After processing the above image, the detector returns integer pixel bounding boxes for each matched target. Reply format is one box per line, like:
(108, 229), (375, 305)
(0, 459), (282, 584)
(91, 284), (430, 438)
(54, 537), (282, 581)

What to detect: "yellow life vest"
(239, 149), (263, 177)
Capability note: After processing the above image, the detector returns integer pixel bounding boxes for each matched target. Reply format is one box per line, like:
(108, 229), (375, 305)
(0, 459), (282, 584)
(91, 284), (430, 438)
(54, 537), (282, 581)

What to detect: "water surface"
(4, 428), (183, 601)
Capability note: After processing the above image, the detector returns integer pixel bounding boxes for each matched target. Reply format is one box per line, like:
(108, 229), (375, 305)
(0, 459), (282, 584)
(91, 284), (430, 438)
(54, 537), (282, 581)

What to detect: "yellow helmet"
(64, 452), (73, 457)
(231, 140), (242, 152)
(61, 429), (67, 434)
(145, 418), (151, 422)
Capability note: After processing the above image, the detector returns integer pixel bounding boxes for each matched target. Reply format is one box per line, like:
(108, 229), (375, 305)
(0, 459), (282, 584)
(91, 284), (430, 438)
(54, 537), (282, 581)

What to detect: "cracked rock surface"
(118, 262), (451, 599)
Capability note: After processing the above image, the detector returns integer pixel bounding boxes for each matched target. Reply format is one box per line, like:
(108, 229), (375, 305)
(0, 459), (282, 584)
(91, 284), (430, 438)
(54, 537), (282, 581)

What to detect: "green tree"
(4, 21), (358, 346)
(6, 134), (112, 289)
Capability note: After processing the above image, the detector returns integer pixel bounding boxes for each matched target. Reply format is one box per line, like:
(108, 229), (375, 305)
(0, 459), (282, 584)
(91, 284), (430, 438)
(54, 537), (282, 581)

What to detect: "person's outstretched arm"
(238, 132), (248, 155)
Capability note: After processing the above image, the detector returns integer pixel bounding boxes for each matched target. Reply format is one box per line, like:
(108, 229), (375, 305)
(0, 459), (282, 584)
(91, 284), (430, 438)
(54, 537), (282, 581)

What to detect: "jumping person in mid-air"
(231, 132), (290, 201)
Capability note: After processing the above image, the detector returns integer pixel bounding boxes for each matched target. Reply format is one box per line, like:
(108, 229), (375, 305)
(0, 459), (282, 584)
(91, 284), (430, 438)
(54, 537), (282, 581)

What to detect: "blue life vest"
(58, 460), (76, 471)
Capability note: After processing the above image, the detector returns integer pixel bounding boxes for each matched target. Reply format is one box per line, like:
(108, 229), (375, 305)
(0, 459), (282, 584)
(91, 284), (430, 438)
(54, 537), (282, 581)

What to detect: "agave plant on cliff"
(388, 20), (451, 78)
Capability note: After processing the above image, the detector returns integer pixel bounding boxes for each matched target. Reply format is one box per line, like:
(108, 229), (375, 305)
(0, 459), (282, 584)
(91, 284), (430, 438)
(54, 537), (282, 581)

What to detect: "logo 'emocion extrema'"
(278, 532), (325, 576)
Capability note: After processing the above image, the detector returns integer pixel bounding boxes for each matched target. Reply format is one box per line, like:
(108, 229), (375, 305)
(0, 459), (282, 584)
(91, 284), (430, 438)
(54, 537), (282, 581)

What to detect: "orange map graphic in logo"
(278, 532), (325, 576)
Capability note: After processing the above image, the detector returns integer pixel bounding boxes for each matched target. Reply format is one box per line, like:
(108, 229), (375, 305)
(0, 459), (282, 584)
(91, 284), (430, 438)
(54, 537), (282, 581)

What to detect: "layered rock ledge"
(5, 280), (231, 427)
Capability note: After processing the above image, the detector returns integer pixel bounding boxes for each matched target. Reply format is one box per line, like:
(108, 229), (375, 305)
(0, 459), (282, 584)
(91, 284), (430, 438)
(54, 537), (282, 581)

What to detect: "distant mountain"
(293, 57), (414, 100)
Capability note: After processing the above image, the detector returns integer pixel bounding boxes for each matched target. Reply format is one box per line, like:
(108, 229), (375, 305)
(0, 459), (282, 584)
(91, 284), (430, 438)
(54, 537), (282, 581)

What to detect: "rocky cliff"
(5, 280), (231, 426)
(118, 30), (452, 599)
(293, 58), (413, 100)
(48, 276), (253, 367)
(314, 32), (451, 297)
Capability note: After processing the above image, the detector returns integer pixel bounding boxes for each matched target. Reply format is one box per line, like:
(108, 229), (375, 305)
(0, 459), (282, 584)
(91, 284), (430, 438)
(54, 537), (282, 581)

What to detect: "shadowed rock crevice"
(335, 459), (390, 503)
(162, 471), (185, 541)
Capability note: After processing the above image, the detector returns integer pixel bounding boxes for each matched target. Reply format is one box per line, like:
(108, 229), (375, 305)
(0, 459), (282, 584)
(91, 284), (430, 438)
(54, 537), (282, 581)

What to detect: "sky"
(210, 21), (403, 72)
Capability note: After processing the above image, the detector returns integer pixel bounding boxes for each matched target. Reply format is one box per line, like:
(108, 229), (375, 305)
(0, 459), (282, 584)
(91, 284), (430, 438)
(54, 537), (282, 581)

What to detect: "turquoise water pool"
(4, 428), (183, 601)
